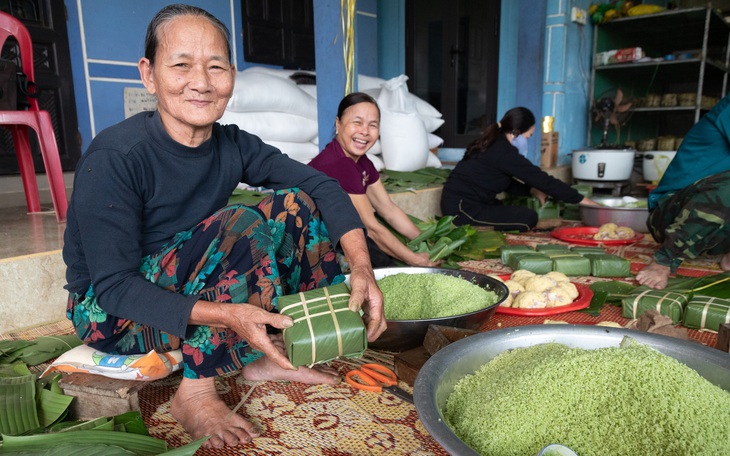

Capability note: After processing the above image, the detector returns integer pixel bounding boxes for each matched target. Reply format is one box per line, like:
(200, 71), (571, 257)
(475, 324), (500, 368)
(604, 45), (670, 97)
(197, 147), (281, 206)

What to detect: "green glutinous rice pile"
(377, 273), (499, 320)
(444, 339), (730, 456)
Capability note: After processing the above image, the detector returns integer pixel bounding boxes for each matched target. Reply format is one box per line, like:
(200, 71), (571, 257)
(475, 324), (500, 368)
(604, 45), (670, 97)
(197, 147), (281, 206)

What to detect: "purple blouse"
(308, 140), (379, 195)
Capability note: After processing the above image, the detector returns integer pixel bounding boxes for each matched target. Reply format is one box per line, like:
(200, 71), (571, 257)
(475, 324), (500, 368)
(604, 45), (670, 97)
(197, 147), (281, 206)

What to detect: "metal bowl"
(580, 196), (649, 232)
(414, 325), (730, 456)
(351, 267), (508, 351)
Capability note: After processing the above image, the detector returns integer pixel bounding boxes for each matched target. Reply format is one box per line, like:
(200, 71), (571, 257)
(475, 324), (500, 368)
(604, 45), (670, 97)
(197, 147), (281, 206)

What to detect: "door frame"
(405, 0), (501, 148)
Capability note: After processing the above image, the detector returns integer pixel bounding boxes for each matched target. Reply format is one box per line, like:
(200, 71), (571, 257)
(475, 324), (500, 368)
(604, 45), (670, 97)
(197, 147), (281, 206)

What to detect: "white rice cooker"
(642, 151), (677, 182)
(571, 148), (636, 181)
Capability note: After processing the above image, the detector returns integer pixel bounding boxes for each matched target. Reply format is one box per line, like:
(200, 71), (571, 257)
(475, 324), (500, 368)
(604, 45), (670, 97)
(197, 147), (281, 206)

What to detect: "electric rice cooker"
(571, 148), (636, 181)
(642, 151), (677, 182)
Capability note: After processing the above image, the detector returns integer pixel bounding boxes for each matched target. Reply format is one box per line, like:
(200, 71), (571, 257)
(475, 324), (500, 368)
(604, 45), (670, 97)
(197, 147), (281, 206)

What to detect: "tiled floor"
(0, 205), (65, 259)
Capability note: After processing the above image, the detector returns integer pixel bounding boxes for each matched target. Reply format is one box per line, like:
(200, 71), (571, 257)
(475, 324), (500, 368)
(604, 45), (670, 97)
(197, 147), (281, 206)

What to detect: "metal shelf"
(588, 6), (730, 147)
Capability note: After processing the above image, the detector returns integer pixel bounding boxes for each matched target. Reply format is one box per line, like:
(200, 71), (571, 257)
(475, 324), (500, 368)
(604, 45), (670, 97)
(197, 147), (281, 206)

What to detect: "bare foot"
(242, 333), (340, 384)
(721, 252), (730, 271)
(171, 377), (262, 449)
(242, 354), (340, 384)
(636, 262), (671, 290)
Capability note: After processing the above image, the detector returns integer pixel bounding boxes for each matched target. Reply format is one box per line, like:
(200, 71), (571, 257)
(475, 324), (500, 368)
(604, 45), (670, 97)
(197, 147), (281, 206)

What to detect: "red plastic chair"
(0, 11), (67, 223)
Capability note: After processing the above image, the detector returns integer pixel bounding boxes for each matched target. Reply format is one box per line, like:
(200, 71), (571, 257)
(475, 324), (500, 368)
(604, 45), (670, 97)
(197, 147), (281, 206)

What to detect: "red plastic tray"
(550, 226), (645, 246)
(495, 274), (594, 316)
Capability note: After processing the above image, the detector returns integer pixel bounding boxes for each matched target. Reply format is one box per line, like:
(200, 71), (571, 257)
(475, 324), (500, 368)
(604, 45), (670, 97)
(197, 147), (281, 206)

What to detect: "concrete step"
(1, 250), (67, 334)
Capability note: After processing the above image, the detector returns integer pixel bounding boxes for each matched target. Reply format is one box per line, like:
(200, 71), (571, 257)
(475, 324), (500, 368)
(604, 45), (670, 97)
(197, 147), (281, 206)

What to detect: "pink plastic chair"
(0, 11), (67, 223)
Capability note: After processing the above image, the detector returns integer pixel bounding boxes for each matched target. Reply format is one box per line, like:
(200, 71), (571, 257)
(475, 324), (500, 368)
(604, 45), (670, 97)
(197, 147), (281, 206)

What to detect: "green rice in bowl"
(361, 267), (508, 351)
(414, 325), (730, 456)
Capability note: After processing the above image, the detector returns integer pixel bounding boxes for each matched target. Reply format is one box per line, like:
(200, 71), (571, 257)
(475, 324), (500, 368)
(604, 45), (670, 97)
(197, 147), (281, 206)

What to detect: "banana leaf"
(35, 387), (73, 429)
(0, 341), (34, 363)
(582, 281), (637, 316)
(0, 431), (168, 454)
(380, 167), (450, 192)
(687, 271), (730, 298)
(2, 336), (83, 366)
(0, 438), (207, 455)
(0, 364), (38, 435)
(455, 229), (506, 261)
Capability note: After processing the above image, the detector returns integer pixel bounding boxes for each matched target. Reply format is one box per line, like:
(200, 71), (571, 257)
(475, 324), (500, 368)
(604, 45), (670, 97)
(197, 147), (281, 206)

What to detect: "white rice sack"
(227, 69), (317, 119)
(359, 74), (386, 91)
(379, 111), (430, 171)
(422, 116), (445, 133)
(298, 84), (318, 99)
(428, 133), (444, 149)
(267, 140), (319, 163)
(426, 151), (443, 168)
(368, 152), (385, 171)
(367, 139), (382, 156)
(377, 75), (416, 115)
(218, 110), (318, 143)
(412, 96), (443, 119)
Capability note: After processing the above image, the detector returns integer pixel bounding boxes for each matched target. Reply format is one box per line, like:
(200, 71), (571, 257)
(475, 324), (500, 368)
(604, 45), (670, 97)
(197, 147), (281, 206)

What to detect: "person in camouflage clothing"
(637, 94), (730, 289)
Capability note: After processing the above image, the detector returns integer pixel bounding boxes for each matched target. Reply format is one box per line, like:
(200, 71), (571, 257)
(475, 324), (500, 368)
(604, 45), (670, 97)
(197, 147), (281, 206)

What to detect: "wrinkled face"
(335, 102), (380, 161)
(139, 15), (235, 145)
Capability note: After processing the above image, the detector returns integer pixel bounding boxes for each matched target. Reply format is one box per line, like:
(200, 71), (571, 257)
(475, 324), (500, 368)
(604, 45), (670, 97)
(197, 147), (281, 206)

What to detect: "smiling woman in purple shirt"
(309, 92), (440, 268)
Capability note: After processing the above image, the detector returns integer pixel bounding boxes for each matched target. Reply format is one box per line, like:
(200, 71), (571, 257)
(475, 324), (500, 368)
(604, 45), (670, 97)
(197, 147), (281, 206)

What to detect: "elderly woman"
(309, 92), (440, 267)
(62, 4), (385, 449)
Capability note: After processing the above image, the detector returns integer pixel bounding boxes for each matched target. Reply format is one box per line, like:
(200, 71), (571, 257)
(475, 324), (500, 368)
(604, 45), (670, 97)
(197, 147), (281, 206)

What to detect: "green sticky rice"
(444, 339), (730, 456)
(378, 273), (499, 320)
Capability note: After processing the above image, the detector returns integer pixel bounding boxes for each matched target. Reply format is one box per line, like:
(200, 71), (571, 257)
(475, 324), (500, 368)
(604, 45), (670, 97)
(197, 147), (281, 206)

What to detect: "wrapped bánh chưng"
(682, 295), (730, 332)
(570, 246), (606, 256)
(621, 286), (688, 324)
(584, 253), (631, 277)
(508, 253), (553, 274)
(500, 245), (534, 265)
(535, 244), (571, 254)
(551, 254), (592, 276)
(278, 283), (367, 367)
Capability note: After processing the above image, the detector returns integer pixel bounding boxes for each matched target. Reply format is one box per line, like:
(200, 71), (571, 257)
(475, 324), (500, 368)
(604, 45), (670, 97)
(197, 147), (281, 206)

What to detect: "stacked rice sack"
(360, 74), (445, 171)
(219, 67), (320, 164)
(218, 67), (445, 171)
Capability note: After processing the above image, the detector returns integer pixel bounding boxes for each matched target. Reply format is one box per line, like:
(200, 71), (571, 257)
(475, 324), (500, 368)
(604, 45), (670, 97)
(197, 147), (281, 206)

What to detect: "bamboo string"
(341, 0), (357, 95)
(226, 381), (263, 420)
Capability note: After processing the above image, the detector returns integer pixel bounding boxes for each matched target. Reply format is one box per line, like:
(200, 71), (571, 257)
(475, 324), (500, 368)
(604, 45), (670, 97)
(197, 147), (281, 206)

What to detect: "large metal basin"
(352, 267), (508, 351)
(414, 325), (730, 456)
(580, 196), (649, 232)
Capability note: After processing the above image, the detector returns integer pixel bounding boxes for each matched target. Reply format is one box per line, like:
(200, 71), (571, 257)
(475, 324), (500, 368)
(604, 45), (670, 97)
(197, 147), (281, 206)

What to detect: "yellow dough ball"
(514, 291), (549, 309)
(524, 275), (558, 293)
(545, 286), (573, 307)
(510, 269), (536, 286)
(545, 271), (571, 284)
(558, 282), (579, 300)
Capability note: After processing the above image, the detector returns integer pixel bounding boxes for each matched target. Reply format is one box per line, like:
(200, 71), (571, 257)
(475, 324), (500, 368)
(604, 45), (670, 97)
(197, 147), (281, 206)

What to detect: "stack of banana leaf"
(385, 215), (507, 268)
(380, 167), (450, 193)
(0, 336), (205, 455)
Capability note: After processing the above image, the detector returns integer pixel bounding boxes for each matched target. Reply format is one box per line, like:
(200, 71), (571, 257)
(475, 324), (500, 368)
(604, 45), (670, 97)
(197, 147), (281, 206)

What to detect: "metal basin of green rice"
(414, 325), (730, 455)
(357, 267), (508, 351)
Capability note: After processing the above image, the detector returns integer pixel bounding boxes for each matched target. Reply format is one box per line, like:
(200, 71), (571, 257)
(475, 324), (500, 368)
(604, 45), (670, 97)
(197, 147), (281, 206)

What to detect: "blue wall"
(543, 0), (594, 165)
(63, 0), (593, 165)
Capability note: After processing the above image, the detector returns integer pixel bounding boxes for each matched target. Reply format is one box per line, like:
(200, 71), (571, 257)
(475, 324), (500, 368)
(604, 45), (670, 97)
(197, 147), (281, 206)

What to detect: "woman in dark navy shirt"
(441, 107), (596, 232)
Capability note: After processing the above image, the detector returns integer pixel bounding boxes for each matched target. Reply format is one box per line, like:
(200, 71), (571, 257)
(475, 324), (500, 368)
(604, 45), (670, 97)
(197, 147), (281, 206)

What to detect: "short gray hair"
(144, 4), (231, 65)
